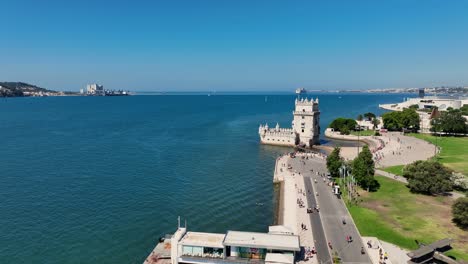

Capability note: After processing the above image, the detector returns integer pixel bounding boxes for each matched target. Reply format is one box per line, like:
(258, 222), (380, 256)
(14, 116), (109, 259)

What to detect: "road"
(303, 177), (331, 263)
(290, 156), (371, 264)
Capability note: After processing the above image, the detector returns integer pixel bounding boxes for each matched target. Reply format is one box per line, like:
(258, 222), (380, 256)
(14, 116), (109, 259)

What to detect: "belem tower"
(258, 97), (320, 147)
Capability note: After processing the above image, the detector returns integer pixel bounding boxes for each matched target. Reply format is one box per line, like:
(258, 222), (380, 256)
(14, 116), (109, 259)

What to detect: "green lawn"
(348, 176), (468, 261)
(381, 165), (405, 176)
(408, 134), (468, 176)
(350, 130), (376, 136)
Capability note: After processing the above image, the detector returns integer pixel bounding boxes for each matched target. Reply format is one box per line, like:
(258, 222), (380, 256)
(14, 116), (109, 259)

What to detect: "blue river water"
(0, 93), (409, 263)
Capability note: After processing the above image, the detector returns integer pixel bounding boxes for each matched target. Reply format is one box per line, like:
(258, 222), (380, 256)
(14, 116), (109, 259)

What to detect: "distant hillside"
(0, 82), (58, 97)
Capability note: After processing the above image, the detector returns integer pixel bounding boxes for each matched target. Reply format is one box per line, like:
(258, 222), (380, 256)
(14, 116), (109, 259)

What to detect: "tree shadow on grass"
(368, 179), (381, 192)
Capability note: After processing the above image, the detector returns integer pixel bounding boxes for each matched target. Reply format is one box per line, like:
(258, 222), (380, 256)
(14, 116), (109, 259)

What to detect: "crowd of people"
(304, 246), (316, 260)
(378, 247), (389, 264)
(366, 239), (391, 264)
(371, 136), (386, 165)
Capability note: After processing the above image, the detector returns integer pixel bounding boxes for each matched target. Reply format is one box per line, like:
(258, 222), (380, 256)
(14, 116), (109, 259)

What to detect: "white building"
(259, 97), (320, 147)
(379, 96), (468, 112)
(86, 83), (104, 95)
(170, 227), (300, 264)
(356, 117), (383, 131)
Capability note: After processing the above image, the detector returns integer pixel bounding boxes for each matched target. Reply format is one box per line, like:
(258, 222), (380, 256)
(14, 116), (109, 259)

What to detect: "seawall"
(324, 128), (378, 149)
(274, 181), (284, 225)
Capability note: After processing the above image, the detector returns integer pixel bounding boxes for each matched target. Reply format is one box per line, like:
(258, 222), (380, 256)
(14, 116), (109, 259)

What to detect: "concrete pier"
(143, 238), (172, 264)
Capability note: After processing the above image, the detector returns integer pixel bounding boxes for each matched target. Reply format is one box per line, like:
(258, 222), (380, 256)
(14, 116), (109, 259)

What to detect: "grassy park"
(382, 134), (468, 176)
(381, 165), (405, 176)
(408, 134), (468, 176)
(348, 176), (468, 261)
(349, 130), (376, 136)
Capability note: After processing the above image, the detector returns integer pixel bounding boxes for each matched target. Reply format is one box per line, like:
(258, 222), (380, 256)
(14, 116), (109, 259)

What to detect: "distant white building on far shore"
(379, 95), (468, 112)
(86, 83), (104, 96)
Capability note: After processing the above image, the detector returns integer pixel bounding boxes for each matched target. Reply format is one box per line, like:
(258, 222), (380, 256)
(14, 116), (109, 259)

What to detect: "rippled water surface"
(0, 93), (408, 263)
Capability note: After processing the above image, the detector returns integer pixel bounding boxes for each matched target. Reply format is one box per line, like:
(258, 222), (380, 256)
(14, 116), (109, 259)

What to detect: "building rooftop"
(179, 232), (226, 248)
(407, 238), (453, 259)
(265, 253), (294, 264)
(268, 225), (294, 235)
(224, 231), (300, 251)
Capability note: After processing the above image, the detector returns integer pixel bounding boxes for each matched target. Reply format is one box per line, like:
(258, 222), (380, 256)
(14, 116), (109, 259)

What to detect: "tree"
(326, 147), (343, 177)
(460, 104), (468, 116)
(382, 109), (420, 131)
(452, 197), (468, 228)
(329, 118), (357, 132)
(363, 112), (376, 121)
(431, 109), (468, 135)
(452, 173), (468, 191)
(402, 160), (454, 194)
(400, 108), (420, 131)
(372, 118), (380, 130)
(340, 126), (350, 135)
(351, 145), (379, 191)
(382, 111), (400, 131)
(357, 114), (363, 121)
(409, 104), (419, 110)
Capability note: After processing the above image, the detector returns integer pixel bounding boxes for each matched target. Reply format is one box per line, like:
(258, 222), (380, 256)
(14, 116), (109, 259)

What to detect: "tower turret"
(292, 97), (320, 147)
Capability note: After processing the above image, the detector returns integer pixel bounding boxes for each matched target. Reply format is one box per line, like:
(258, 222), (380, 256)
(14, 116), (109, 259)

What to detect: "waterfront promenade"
(324, 129), (435, 167)
(275, 153), (372, 264)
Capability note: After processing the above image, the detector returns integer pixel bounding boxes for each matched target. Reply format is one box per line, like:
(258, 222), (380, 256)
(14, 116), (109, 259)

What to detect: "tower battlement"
(258, 123), (297, 146)
(295, 97), (319, 112)
(295, 97), (319, 106)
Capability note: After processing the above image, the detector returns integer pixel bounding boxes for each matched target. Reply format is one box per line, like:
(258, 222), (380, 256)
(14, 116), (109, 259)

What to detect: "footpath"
(275, 153), (330, 264)
(324, 128), (435, 167)
(275, 152), (373, 264)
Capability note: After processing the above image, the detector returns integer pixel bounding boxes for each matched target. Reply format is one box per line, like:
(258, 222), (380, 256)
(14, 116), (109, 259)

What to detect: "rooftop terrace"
(224, 231), (300, 251)
(179, 232), (226, 248)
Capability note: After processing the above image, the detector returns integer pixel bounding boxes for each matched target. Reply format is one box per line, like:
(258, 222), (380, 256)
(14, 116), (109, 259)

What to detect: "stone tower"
(292, 97), (320, 147)
(258, 97), (320, 148)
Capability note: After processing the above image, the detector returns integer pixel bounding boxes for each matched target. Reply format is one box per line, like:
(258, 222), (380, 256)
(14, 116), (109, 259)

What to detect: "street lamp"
(356, 124), (360, 156)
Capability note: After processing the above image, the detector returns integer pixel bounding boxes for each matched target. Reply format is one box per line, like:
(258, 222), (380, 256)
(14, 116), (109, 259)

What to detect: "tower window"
(302, 116), (305, 119)
(302, 129), (304, 132)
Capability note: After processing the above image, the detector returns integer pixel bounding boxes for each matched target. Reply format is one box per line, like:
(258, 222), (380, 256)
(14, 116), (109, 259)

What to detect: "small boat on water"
(295, 87), (307, 94)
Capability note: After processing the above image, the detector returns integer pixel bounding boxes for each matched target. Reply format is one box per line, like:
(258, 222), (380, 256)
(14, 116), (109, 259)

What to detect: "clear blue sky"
(2, 0), (468, 91)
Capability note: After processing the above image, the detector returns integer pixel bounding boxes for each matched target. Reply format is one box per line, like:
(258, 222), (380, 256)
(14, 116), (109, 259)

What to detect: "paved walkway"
(276, 155), (298, 234)
(288, 154), (371, 264)
(277, 154), (317, 264)
(375, 170), (408, 184)
(295, 171), (321, 264)
(274, 152), (464, 264)
(362, 236), (410, 264)
(379, 240), (411, 264)
(325, 129), (436, 168)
